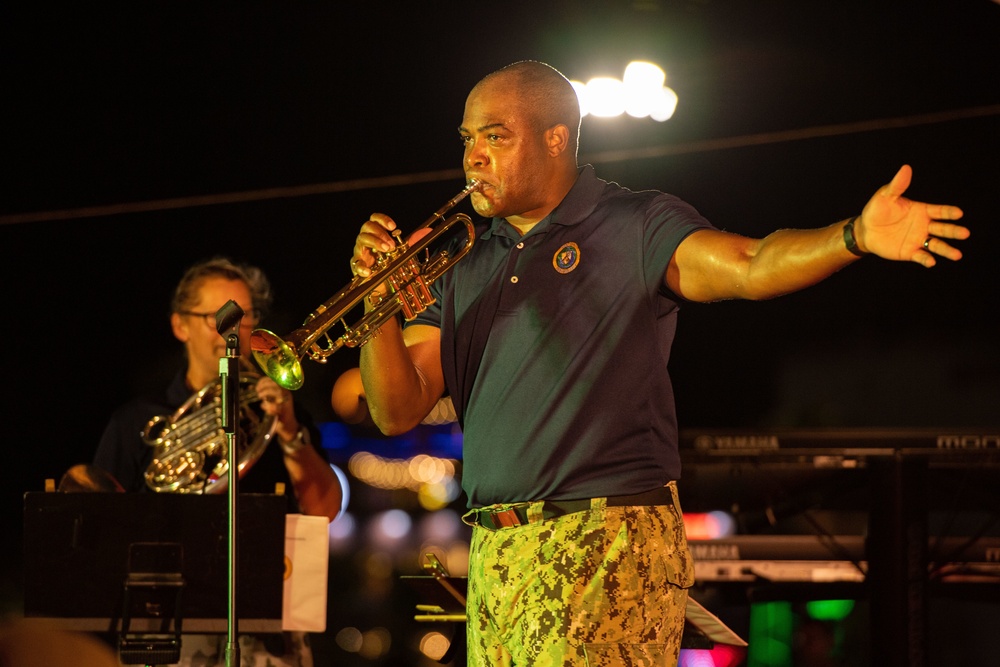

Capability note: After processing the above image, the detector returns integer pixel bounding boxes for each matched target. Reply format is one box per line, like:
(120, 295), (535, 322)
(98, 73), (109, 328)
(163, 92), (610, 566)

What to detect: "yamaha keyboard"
(677, 429), (1000, 667)
(678, 427), (1000, 469)
(688, 534), (1000, 584)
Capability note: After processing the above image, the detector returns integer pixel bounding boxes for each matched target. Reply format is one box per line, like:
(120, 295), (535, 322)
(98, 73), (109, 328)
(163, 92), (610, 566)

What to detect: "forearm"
(741, 219), (861, 300)
(281, 441), (342, 522)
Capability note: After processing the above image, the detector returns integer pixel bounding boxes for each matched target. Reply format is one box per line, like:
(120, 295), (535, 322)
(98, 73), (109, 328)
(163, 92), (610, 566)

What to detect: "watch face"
(280, 429), (309, 455)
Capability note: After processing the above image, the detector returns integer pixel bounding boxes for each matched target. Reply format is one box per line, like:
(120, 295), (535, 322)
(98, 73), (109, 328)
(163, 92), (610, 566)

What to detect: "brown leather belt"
(467, 485), (675, 530)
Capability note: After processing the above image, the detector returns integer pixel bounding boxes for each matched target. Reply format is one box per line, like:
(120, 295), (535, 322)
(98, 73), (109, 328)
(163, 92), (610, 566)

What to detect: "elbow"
(368, 403), (427, 436)
(740, 286), (781, 302)
(322, 505), (342, 524)
(369, 407), (423, 437)
(332, 368), (372, 425)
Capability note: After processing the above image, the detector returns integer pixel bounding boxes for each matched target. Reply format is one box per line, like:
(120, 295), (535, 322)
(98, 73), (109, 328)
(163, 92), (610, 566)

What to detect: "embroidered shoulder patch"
(552, 242), (581, 274)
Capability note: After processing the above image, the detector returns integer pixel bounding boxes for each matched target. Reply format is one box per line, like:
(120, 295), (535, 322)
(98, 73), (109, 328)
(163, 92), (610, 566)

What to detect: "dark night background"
(2, 1), (998, 664)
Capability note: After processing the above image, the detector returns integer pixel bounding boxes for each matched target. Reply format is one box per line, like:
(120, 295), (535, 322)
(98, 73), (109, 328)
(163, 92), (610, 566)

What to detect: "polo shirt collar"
(481, 164), (602, 241)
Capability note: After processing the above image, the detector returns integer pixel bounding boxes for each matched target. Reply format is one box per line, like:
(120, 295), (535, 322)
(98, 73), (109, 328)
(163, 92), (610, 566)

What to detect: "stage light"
(419, 630), (452, 661)
(410, 453), (450, 484)
(585, 77), (627, 117)
(358, 627), (392, 660)
(749, 601), (794, 666)
(348, 450), (459, 492)
(570, 60), (678, 122)
(683, 511), (736, 539)
(677, 644), (746, 667)
(623, 61), (666, 118)
(649, 85), (679, 121)
(679, 644), (746, 667)
(624, 61), (666, 90)
(806, 599), (855, 622)
(328, 510), (356, 552)
(367, 509), (413, 551)
(418, 508), (462, 543)
(678, 649), (716, 666)
(571, 80), (589, 117)
(335, 626), (363, 653)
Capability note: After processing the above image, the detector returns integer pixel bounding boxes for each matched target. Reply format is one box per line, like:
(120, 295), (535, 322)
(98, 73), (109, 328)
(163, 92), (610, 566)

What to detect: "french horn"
(143, 372), (276, 494)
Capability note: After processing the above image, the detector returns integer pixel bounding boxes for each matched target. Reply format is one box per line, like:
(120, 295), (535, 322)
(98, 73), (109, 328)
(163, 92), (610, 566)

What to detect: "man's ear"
(170, 312), (189, 343)
(545, 124), (570, 157)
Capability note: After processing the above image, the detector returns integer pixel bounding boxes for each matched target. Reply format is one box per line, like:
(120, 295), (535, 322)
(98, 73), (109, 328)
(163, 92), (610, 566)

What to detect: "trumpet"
(251, 180), (479, 390)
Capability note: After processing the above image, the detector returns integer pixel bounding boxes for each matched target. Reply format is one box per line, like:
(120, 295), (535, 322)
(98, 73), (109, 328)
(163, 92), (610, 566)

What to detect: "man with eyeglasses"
(92, 256), (342, 667)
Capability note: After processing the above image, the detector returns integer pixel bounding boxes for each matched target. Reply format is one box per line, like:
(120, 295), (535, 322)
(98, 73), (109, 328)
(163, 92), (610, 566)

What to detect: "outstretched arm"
(851, 164), (967, 265)
(667, 165), (969, 303)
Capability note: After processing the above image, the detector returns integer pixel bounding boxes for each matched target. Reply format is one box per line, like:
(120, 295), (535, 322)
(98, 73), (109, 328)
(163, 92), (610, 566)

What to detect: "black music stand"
(22, 492), (286, 664)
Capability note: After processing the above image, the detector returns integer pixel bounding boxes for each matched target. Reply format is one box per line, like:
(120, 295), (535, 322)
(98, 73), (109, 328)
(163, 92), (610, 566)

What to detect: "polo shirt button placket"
(509, 241), (526, 284)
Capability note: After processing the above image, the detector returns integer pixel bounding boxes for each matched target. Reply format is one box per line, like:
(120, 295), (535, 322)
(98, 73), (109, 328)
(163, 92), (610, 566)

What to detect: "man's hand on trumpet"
(351, 214), (436, 312)
(351, 213), (434, 278)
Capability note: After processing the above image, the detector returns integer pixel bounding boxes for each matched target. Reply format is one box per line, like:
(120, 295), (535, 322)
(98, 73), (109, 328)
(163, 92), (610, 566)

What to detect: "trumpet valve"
(368, 289), (386, 307)
(373, 229), (407, 267)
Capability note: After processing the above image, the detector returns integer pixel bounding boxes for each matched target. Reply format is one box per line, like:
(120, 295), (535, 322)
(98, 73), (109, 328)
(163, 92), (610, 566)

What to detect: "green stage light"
(806, 599), (855, 622)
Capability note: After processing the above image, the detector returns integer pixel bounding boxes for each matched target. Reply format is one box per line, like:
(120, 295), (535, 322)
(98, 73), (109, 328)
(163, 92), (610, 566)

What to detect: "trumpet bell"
(251, 328), (305, 391)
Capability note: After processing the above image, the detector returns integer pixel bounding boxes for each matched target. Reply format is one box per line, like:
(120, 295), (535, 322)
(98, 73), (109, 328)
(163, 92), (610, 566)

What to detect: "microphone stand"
(215, 300), (245, 667)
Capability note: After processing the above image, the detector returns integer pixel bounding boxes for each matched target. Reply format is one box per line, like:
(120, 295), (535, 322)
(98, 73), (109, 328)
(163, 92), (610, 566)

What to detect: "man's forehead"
(463, 79), (525, 123)
(460, 101), (526, 133)
(458, 117), (511, 133)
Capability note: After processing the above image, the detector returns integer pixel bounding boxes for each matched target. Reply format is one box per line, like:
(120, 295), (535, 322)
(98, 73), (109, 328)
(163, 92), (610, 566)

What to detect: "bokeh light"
(570, 61), (678, 121)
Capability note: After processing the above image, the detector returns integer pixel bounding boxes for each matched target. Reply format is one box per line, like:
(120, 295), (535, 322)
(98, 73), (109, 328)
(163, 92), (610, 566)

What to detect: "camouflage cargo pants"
(463, 482), (695, 667)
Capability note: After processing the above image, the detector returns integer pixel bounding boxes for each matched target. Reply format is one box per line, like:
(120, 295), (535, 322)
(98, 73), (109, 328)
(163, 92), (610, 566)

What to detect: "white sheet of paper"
(282, 514), (330, 632)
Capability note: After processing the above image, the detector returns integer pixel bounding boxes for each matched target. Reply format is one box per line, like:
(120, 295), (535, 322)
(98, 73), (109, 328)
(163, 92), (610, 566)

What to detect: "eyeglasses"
(178, 309), (261, 329)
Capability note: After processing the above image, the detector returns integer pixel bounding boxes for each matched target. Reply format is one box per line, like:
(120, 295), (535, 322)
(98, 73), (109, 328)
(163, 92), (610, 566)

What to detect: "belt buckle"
(490, 508), (523, 528)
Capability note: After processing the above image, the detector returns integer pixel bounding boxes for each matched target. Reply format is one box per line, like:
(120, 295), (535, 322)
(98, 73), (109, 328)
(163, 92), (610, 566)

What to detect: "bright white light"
(419, 508), (462, 542)
(649, 86), (679, 122)
(572, 61), (677, 122)
(623, 61), (665, 90)
(585, 77), (626, 117)
(570, 80), (589, 118)
(708, 510), (736, 537)
(623, 61), (667, 119)
(329, 511), (356, 540)
(623, 87), (654, 119)
(374, 509), (412, 540)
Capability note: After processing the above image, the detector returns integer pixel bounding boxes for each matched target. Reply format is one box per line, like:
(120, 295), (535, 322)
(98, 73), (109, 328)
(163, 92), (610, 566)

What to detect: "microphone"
(215, 300), (245, 350)
(215, 300), (244, 334)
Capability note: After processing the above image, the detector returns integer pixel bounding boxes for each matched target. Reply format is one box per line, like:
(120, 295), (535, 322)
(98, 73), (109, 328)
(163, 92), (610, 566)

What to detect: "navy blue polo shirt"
(409, 165), (715, 507)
